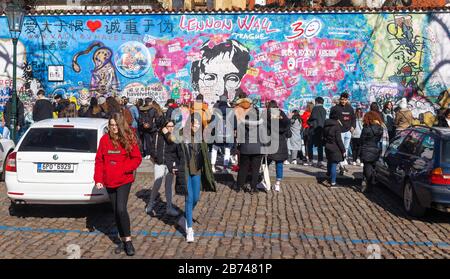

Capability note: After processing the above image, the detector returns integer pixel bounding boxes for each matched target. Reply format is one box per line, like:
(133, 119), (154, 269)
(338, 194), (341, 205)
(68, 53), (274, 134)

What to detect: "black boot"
(114, 241), (124, 255)
(124, 241), (135, 256)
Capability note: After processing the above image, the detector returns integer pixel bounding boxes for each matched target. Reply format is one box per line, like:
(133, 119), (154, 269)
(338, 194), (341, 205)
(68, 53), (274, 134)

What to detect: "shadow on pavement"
(8, 203), (122, 245)
(135, 188), (186, 235)
(361, 182), (450, 224)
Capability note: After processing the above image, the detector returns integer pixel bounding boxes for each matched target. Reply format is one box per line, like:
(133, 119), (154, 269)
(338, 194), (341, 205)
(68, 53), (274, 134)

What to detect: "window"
(398, 130), (423, 155)
(19, 128), (98, 153)
(417, 134), (434, 160)
(387, 130), (410, 153)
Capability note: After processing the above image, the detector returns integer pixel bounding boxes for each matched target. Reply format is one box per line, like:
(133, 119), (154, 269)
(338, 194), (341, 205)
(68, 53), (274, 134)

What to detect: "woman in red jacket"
(301, 102), (314, 165)
(94, 112), (142, 256)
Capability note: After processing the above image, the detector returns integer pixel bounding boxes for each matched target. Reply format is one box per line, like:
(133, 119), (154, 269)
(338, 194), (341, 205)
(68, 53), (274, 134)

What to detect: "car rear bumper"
(5, 172), (109, 205)
(415, 183), (450, 209)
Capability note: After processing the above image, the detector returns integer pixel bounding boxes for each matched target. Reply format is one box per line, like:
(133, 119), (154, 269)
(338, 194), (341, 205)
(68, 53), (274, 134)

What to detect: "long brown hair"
(152, 101), (163, 117)
(363, 111), (383, 126)
(108, 112), (136, 153)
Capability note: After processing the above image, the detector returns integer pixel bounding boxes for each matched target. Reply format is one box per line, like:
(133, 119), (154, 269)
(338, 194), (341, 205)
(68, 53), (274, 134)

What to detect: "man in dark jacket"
(329, 92), (356, 172)
(32, 89), (54, 122)
(308, 97), (327, 167)
(4, 96), (25, 141)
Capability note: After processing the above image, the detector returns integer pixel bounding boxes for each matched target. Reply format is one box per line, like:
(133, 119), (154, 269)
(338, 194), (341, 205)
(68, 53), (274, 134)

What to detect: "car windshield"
(443, 140), (450, 164)
(19, 128), (98, 153)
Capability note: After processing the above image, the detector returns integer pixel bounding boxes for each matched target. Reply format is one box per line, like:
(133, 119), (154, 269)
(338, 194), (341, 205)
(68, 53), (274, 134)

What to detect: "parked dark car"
(375, 126), (450, 217)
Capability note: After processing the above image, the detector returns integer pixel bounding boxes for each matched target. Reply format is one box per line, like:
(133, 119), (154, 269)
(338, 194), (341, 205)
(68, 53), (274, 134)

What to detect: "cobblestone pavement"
(0, 163), (449, 259)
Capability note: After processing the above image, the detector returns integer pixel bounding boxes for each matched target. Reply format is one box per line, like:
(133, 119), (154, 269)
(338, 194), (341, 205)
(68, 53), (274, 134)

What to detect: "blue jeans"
(327, 162), (337, 184)
(185, 175), (201, 228)
(268, 160), (283, 181)
(341, 131), (352, 157)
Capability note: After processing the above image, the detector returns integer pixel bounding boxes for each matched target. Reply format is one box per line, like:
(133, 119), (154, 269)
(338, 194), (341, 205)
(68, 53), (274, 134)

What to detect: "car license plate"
(37, 163), (75, 173)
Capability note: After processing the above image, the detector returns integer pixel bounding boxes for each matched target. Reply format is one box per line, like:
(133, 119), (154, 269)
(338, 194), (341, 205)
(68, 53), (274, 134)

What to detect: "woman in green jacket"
(170, 113), (216, 243)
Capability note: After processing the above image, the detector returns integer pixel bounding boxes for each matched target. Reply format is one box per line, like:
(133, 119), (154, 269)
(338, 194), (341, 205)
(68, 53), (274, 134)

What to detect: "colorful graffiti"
(0, 12), (448, 120)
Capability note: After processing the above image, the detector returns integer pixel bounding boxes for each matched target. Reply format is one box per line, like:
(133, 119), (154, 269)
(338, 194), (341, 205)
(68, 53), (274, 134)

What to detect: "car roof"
(30, 118), (108, 129)
(409, 126), (450, 139)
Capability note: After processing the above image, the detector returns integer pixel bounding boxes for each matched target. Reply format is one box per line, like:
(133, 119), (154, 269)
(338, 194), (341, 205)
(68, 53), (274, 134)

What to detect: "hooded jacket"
(323, 119), (345, 163)
(32, 98), (54, 122)
(94, 134), (142, 188)
(360, 122), (383, 163)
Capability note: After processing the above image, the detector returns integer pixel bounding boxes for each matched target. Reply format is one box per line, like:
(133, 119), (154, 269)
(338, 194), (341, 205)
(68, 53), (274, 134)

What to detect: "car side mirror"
(103, 126), (109, 135)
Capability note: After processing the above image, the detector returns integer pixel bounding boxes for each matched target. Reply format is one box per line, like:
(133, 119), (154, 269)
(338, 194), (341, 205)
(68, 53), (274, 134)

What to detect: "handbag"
(259, 155), (271, 191)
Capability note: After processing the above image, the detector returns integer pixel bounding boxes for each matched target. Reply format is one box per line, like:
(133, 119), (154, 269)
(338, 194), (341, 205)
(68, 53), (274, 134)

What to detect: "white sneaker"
(356, 159), (361, 164)
(352, 162), (357, 166)
(292, 160), (297, 165)
(186, 227), (194, 242)
(274, 181), (280, 192)
(284, 160), (290, 165)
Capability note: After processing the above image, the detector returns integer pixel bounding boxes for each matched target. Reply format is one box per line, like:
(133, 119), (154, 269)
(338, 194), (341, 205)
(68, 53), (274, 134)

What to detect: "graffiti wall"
(0, 11), (449, 119)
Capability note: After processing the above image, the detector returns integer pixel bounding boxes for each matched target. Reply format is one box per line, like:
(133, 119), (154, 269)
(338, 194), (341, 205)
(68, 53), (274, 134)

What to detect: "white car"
(0, 136), (15, 181)
(5, 118), (109, 206)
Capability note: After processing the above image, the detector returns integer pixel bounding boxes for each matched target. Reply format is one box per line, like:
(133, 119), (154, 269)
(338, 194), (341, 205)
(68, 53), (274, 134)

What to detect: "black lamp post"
(5, 2), (25, 143)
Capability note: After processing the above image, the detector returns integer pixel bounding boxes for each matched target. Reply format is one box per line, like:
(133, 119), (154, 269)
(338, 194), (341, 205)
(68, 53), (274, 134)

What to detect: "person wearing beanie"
(394, 98), (414, 134)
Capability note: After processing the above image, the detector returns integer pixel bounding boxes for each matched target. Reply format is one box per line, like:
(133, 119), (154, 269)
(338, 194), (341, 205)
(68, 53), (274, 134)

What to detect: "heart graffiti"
(87, 20), (102, 32)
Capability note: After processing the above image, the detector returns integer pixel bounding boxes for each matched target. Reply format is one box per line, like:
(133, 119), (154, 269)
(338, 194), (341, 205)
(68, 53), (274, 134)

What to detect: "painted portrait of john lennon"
(191, 39), (251, 104)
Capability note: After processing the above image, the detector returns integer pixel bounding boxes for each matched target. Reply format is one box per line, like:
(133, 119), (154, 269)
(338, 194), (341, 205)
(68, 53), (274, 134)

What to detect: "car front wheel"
(403, 181), (426, 217)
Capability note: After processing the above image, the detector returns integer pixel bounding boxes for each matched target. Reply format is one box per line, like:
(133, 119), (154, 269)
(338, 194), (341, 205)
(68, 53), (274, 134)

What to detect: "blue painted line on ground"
(0, 225), (448, 249)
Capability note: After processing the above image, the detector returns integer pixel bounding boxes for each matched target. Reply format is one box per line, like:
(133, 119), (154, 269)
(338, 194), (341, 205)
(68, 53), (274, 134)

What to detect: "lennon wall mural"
(0, 11), (449, 122)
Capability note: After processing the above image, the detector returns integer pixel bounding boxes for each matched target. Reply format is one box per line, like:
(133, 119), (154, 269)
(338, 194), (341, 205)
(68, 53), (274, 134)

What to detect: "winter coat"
(212, 101), (234, 145)
(149, 130), (177, 167)
(32, 98), (54, 122)
(360, 123), (383, 163)
(173, 141), (216, 196)
(395, 109), (414, 130)
(308, 105), (326, 145)
(300, 111), (311, 129)
(139, 108), (159, 134)
(235, 98), (263, 155)
(94, 134), (142, 188)
(287, 117), (303, 151)
(323, 119), (345, 163)
(267, 109), (290, 162)
(4, 98), (25, 128)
